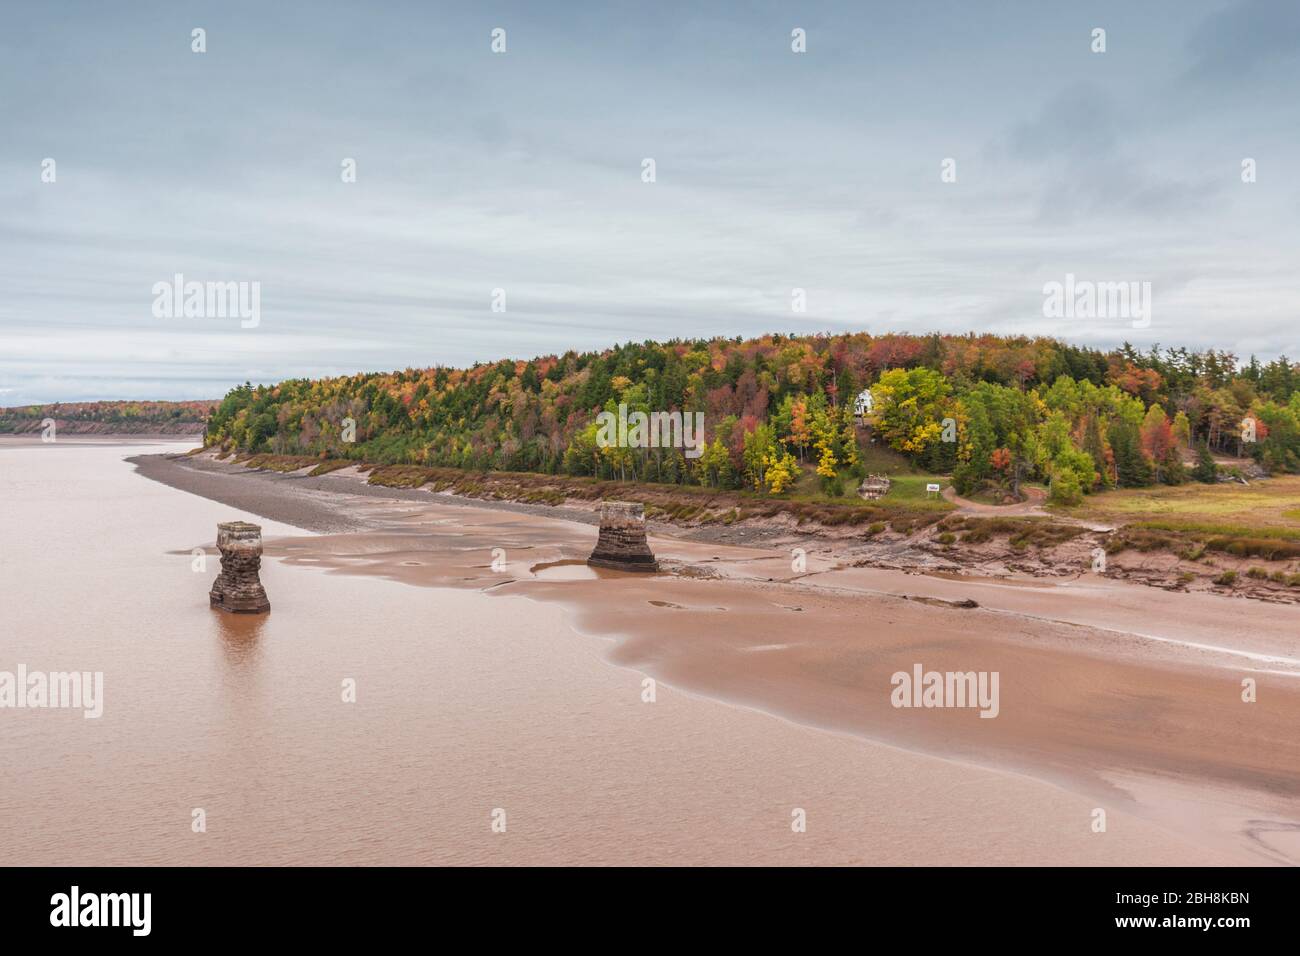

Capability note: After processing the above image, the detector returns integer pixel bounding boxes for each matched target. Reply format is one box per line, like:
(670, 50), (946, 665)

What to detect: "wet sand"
(118, 448), (1300, 865)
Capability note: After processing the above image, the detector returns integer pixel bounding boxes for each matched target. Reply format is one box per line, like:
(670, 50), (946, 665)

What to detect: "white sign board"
(926, 483), (941, 493)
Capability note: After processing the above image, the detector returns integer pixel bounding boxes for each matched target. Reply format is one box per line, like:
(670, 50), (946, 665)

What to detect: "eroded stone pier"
(209, 521), (271, 613)
(587, 501), (659, 572)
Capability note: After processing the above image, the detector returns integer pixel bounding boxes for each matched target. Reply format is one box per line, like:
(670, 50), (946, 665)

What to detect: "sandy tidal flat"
(1, 438), (1294, 865)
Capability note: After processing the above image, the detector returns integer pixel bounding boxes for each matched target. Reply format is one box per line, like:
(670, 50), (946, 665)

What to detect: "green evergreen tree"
(1108, 420), (1154, 487)
(1193, 441), (1218, 483)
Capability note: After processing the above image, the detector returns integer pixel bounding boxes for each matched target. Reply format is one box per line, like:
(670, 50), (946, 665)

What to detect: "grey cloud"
(0, 0), (1296, 404)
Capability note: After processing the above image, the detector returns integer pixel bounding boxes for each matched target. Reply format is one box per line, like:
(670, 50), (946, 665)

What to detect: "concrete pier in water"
(586, 502), (659, 573)
(209, 521), (271, 613)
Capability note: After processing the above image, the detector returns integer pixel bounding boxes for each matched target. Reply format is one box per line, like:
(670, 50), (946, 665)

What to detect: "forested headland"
(204, 332), (1300, 506)
(1, 400), (213, 435)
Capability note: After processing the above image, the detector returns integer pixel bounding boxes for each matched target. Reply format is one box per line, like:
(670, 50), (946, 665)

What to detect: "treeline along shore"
(203, 330), (1300, 496)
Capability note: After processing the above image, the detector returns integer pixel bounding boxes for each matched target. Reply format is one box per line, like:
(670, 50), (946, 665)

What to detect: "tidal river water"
(0, 438), (1267, 865)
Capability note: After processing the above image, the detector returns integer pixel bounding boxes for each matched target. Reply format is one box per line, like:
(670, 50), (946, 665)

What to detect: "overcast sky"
(1, 0), (1297, 404)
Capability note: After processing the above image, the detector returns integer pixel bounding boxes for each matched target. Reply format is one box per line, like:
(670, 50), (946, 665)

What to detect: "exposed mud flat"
(125, 447), (1300, 865)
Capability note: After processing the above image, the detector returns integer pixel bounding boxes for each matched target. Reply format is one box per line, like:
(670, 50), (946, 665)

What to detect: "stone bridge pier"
(209, 521), (271, 613)
(586, 501), (659, 572)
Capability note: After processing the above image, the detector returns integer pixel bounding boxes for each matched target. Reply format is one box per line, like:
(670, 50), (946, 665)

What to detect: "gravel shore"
(127, 450), (611, 534)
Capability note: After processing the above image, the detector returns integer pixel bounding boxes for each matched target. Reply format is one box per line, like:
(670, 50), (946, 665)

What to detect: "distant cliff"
(0, 400), (213, 435)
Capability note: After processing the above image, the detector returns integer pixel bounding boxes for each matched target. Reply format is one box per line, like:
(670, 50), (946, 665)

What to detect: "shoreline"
(126, 444), (1300, 865)
(131, 444), (1300, 605)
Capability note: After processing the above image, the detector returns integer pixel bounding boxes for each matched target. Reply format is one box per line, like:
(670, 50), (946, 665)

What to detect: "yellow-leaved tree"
(812, 406), (838, 479)
(763, 449), (799, 494)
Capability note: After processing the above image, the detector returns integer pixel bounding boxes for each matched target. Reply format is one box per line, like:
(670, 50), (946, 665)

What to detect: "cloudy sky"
(2, 0), (1297, 404)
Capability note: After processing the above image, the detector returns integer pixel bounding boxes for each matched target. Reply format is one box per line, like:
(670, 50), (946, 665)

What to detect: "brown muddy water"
(0, 439), (1290, 865)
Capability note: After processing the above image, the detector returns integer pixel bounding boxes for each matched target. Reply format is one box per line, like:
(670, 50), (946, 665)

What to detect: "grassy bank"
(1049, 475), (1300, 564)
(1052, 475), (1300, 533)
